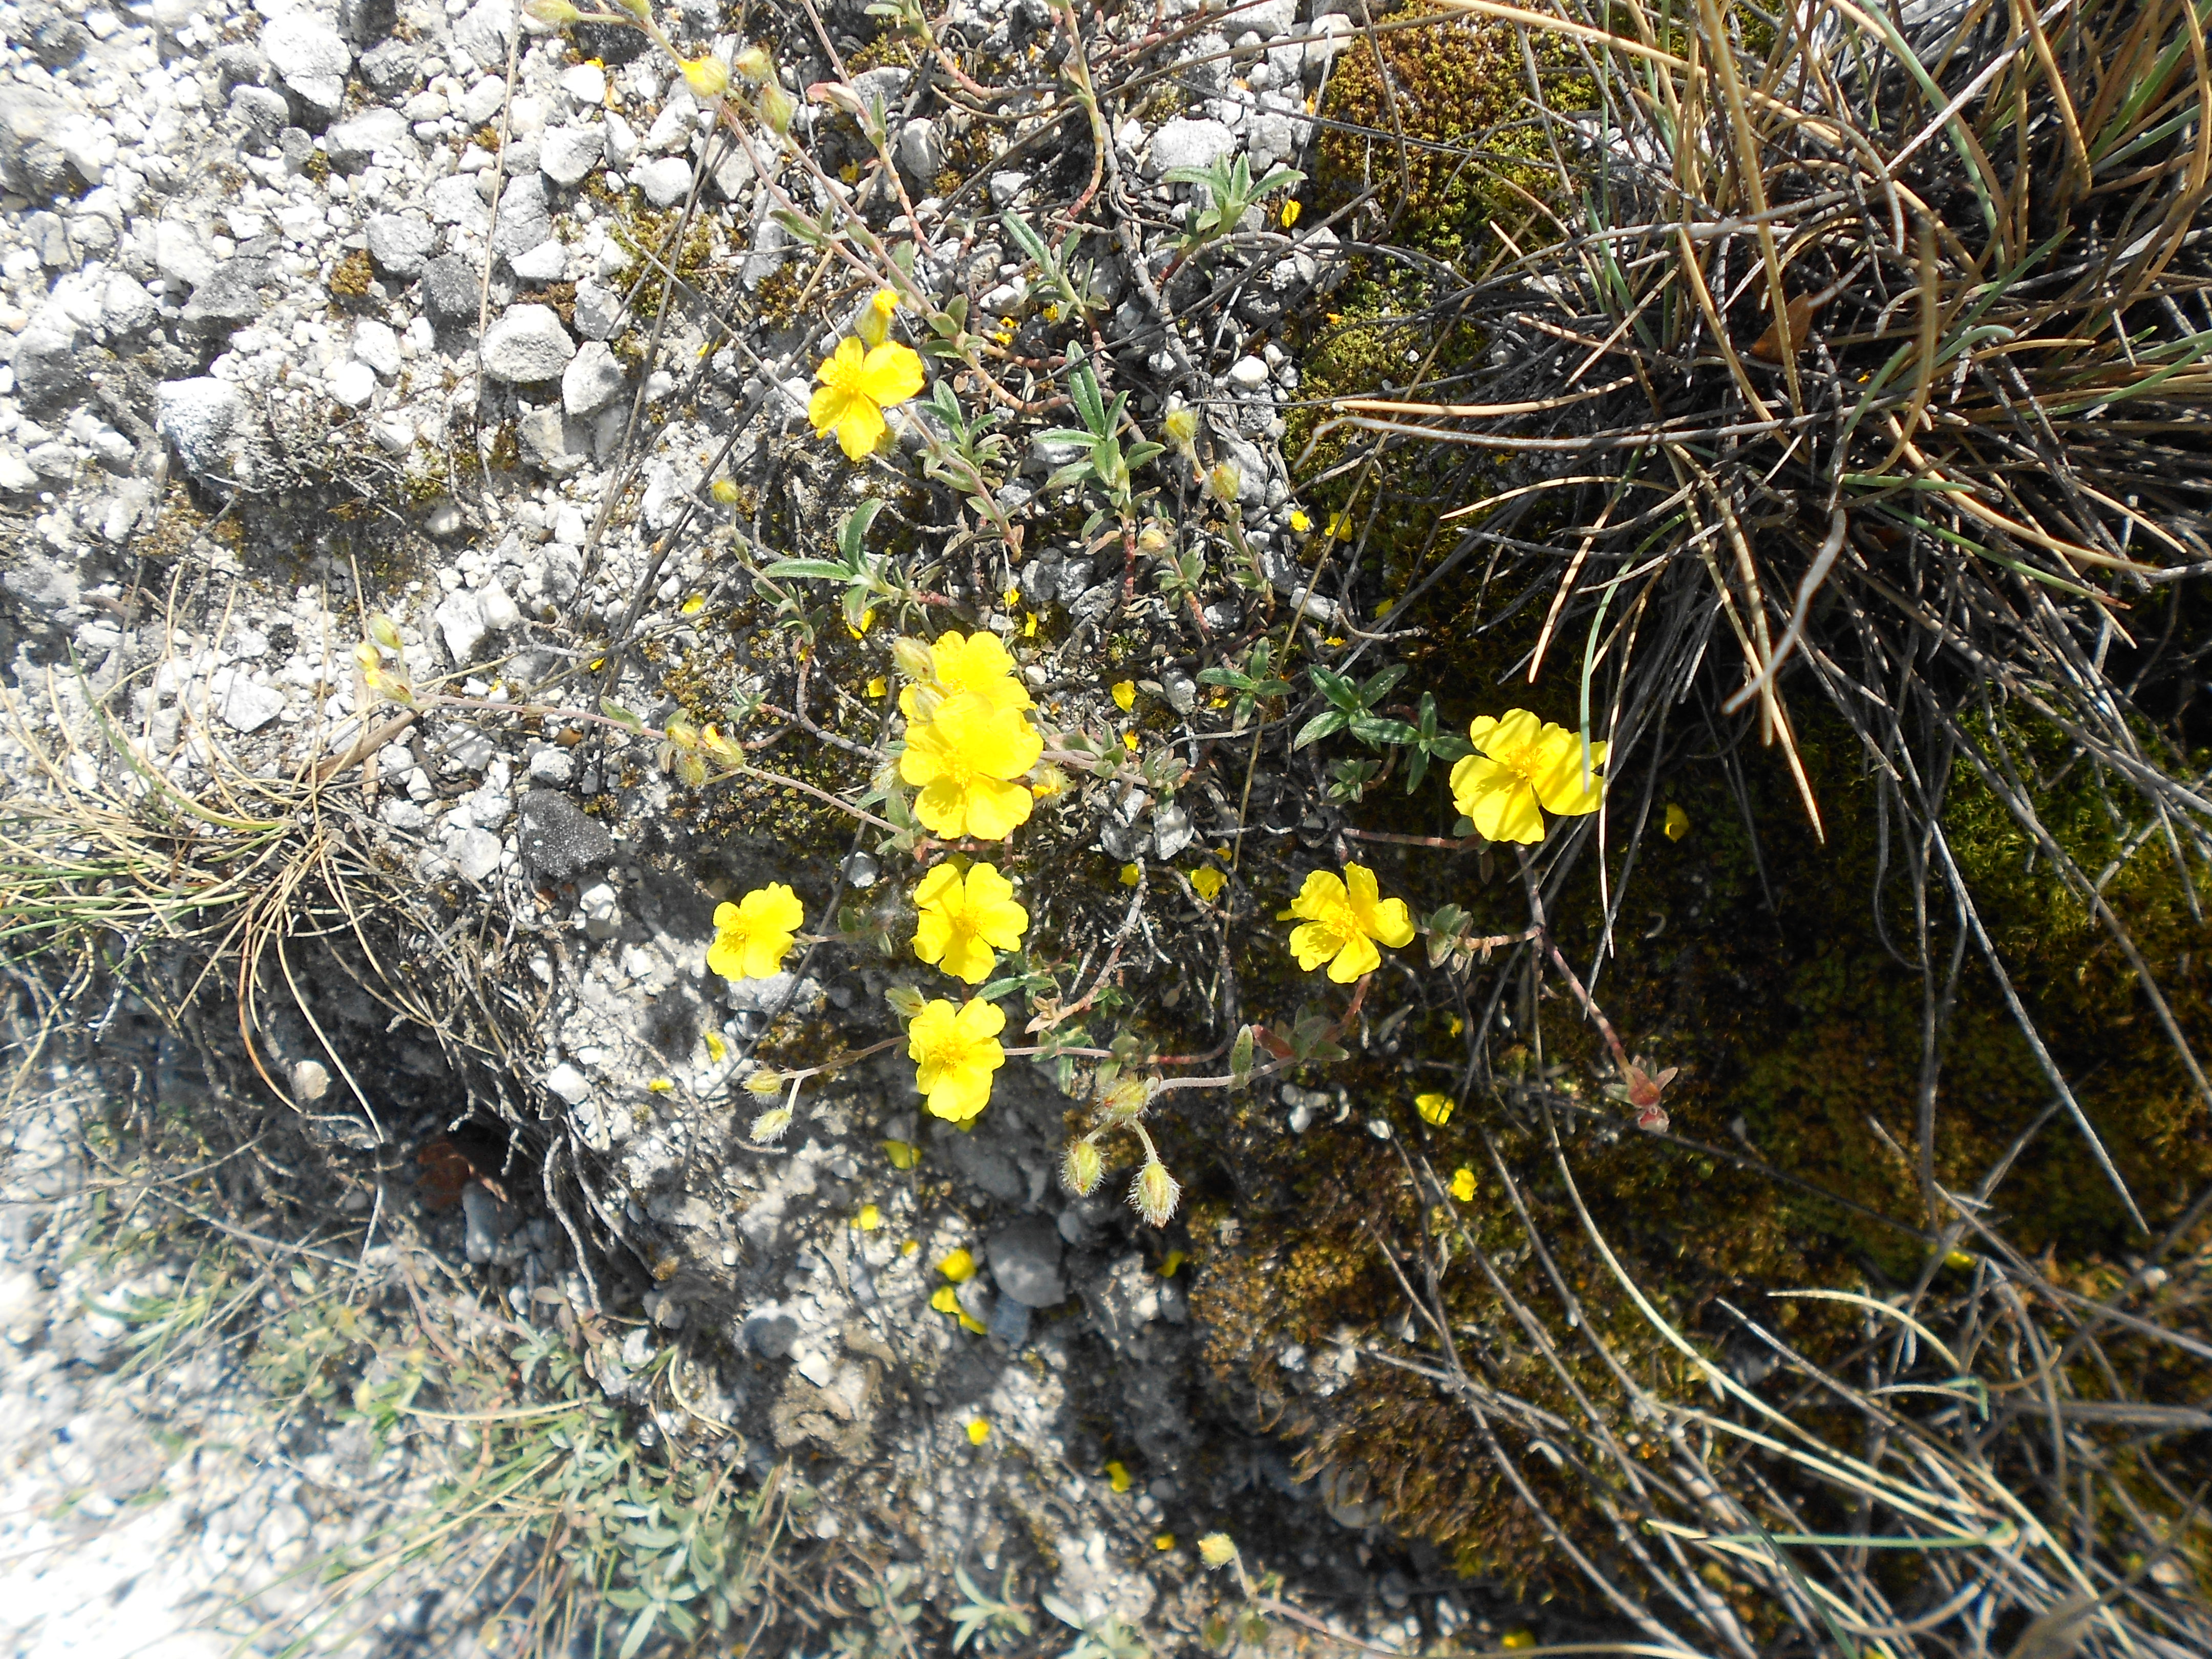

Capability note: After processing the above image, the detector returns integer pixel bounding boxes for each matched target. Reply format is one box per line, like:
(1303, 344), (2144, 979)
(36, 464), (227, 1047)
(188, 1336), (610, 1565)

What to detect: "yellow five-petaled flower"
(1284, 863), (1415, 983)
(1449, 710), (1607, 845)
(901, 693), (1044, 842)
(900, 629), (1034, 720)
(908, 996), (1007, 1122)
(810, 336), (925, 461)
(911, 860), (1029, 984)
(707, 883), (804, 980)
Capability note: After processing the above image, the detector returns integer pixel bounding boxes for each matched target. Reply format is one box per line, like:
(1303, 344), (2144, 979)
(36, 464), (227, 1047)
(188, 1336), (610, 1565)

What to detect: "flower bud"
(673, 748), (708, 788)
(680, 55), (730, 100)
(757, 78), (796, 135)
(1198, 1533), (1239, 1570)
(710, 477), (740, 504)
(367, 613), (404, 652)
(744, 1068), (786, 1097)
(1161, 406), (1198, 451)
(731, 44), (775, 83)
(856, 287), (899, 348)
(903, 684), (944, 725)
(1099, 1074), (1151, 1125)
(610, 0), (651, 17)
(890, 636), (935, 683)
(885, 983), (928, 1020)
(750, 1105), (793, 1143)
(700, 724), (742, 765)
(664, 715), (698, 750)
(1136, 521), (1171, 557)
(1206, 461), (1242, 505)
(523, 0), (581, 22)
(1130, 1157), (1181, 1227)
(353, 639), (383, 674)
(1061, 1138), (1104, 1196)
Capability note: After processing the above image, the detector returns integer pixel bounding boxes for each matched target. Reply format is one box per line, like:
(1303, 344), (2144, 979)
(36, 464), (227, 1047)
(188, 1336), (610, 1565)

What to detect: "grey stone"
(744, 1310), (800, 1359)
(571, 280), (624, 341)
(896, 115), (942, 182)
(229, 83), (290, 143)
(954, 1273), (997, 1329)
(154, 220), (214, 290)
(427, 173), (489, 231)
(461, 1183), (502, 1263)
(180, 259), (273, 332)
(31, 13), (93, 69)
(208, 43), (272, 94)
(326, 359), (377, 409)
(538, 122), (603, 186)
(352, 320), (402, 378)
(987, 1215), (1068, 1308)
(482, 305), (576, 382)
(561, 340), (624, 416)
(1226, 354), (1270, 392)
(0, 86), (69, 198)
(1243, 0), (1296, 35)
(261, 13), (352, 119)
(1153, 798), (1195, 861)
(217, 677), (286, 734)
(325, 107), (408, 172)
(420, 254), (480, 326)
(9, 307), (84, 409)
(338, 0), (397, 46)
(279, 125), (318, 172)
(0, 451), (37, 494)
(1145, 117), (1238, 179)
(367, 212), (436, 277)
(453, 0), (515, 69)
(508, 240), (567, 284)
(492, 173), (552, 261)
(435, 589), (487, 663)
(517, 406), (587, 476)
(449, 826), (504, 883)
(633, 155), (692, 207)
(461, 75), (508, 126)
(517, 789), (613, 882)
(358, 39), (420, 94)
(545, 1062), (591, 1104)
(156, 378), (248, 480)
(1248, 110), (1297, 175)
(988, 1295), (1032, 1346)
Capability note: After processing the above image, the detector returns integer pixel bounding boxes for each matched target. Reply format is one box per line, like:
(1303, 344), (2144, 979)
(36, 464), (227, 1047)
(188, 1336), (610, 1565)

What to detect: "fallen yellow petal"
(967, 1418), (991, 1444)
(1111, 679), (1136, 711)
(1105, 1459), (1132, 1492)
(939, 1247), (977, 1282)
(856, 1204), (882, 1230)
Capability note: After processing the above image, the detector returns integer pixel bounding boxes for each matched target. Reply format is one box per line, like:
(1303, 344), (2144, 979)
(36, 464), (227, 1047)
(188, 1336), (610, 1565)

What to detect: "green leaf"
(617, 1604), (661, 1659)
(838, 497), (886, 561)
(1349, 713), (1420, 747)
(1309, 665), (1360, 711)
(599, 699), (644, 732)
(1294, 709), (1349, 749)
(1230, 1026), (1254, 1086)
(761, 558), (854, 581)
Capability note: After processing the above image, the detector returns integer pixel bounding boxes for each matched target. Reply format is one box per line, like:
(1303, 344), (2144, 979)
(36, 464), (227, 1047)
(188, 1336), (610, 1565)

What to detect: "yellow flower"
(1111, 679), (1137, 711)
(931, 1284), (987, 1332)
(1119, 864), (1142, 887)
(1154, 1534), (1176, 1551)
(939, 1247), (978, 1282)
(1449, 1166), (1477, 1202)
(901, 696), (1044, 841)
(1105, 1459), (1132, 1493)
(1285, 864), (1415, 983)
(1502, 1633), (1537, 1652)
(1198, 1533), (1239, 1569)
(1288, 509), (1311, 533)
(680, 592), (706, 615)
(1664, 802), (1690, 841)
(1415, 1091), (1454, 1126)
(1159, 1249), (1186, 1277)
(911, 861), (1029, 984)
(1280, 199), (1302, 227)
(967, 1417), (991, 1444)
(1121, 730), (1139, 752)
(900, 630), (1033, 719)
(809, 336), (925, 461)
(1449, 711), (1607, 845)
(856, 286), (899, 348)
(704, 1030), (727, 1062)
(1325, 509), (1355, 541)
(856, 1203), (882, 1230)
(707, 884), (804, 980)
(1190, 866), (1226, 903)
(908, 997), (1007, 1122)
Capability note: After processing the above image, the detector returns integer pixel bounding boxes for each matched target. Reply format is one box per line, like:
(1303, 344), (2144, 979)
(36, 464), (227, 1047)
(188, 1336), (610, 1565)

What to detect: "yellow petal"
(960, 776), (1035, 841)
(1288, 920), (1343, 972)
(1111, 679), (1136, 711)
(1327, 931), (1381, 983)
(1370, 896), (1415, 949)
(859, 342), (925, 406)
(833, 395), (887, 461)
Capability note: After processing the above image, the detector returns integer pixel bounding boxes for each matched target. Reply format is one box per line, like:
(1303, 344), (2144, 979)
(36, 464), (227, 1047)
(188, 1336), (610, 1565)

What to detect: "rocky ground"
(0, 0), (1534, 1650)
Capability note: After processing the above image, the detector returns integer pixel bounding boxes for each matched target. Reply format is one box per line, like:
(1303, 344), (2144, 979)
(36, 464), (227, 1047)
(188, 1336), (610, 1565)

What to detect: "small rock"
(1226, 354), (1271, 392)
(9, 307), (82, 408)
(420, 254), (481, 326)
(897, 116), (943, 181)
(633, 155), (693, 207)
(560, 62), (608, 105)
(0, 451), (38, 494)
(461, 1183), (503, 1263)
(479, 580), (521, 633)
(491, 172), (552, 261)
(325, 107), (408, 172)
(1153, 799), (1195, 861)
(1240, 0), (1296, 35)
(290, 1059), (331, 1102)
(449, 826), (504, 883)
(508, 240), (568, 284)
(545, 1063), (592, 1104)
(602, 110), (641, 169)
(353, 319), (402, 379)
(561, 339), (624, 417)
(538, 121), (602, 185)
(261, 13), (352, 121)
(528, 747), (574, 785)
(102, 272), (159, 334)
(988, 169), (1031, 209)
(436, 588), (487, 663)
(987, 1215), (1068, 1308)
(481, 304), (576, 382)
(181, 259), (273, 333)
(154, 220), (214, 289)
(366, 213), (435, 278)
(0, 86), (70, 199)
(326, 359), (377, 409)
(461, 75), (508, 126)
(155, 377), (247, 480)
(218, 678), (287, 734)
(744, 1310), (800, 1359)
(517, 789), (614, 883)
(517, 406), (586, 475)
(1146, 117), (1238, 179)
(571, 280), (624, 341)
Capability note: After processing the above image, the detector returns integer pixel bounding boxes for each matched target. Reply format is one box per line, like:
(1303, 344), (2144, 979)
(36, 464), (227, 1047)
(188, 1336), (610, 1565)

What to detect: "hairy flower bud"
(856, 287), (899, 349)
(1061, 1138), (1104, 1196)
(1160, 407), (1198, 451)
(890, 635), (935, 683)
(523, 0), (581, 22)
(1098, 1074), (1150, 1126)
(367, 613), (403, 652)
(1206, 461), (1242, 505)
(731, 43), (775, 83)
(680, 54), (729, 100)
(1135, 520), (1171, 557)
(749, 1105), (793, 1143)
(743, 1068), (786, 1097)
(1130, 1157), (1180, 1228)
(700, 724), (742, 765)
(756, 78), (796, 135)
(353, 639), (383, 674)
(1198, 1533), (1239, 1570)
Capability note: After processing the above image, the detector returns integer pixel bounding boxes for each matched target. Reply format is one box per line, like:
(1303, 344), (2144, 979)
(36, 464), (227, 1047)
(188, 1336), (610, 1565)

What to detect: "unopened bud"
(367, 613), (403, 652)
(610, 0), (651, 17)
(710, 477), (740, 504)
(757, 78), (795, 135)
(1198, 1534), (1239, 1570)
(750, 1105), (793, 1143)
(731, 44), (775, 83)
(1098, 1074), (1150, 1125)
(1206, 461), (1242, 505)
(856, 287), (899, 348)
(903, 684), (944, 725)
(1135, 521), (1171, 556)
(700, 724), (742, 765)
(1061, 1138), (1103, 1196)
(673, 748), (708, 788)
(353, 639), (384, 674)
(680, 55), (730, 100)
(522, 0), (581, 22)
(1130, 1157), (1180, 1227)
(890, 636), (935, 683)
(885, 983), (928, 1021)
(1161, 406), (1198, 450)
(664, 715), (698, 750)
(743, 1069), (786, 1097)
